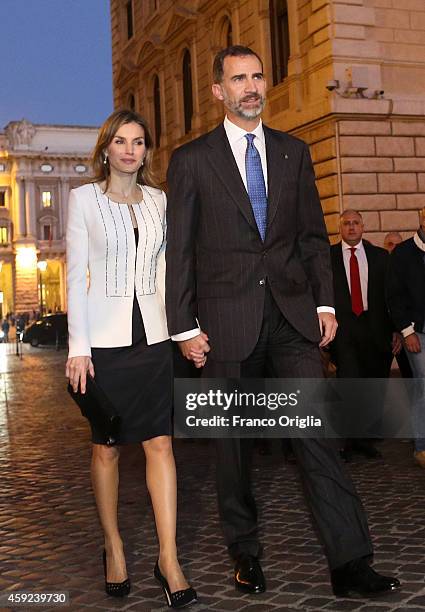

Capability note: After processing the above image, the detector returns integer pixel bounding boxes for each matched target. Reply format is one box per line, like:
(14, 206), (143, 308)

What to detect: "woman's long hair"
(91, 109), (158, 191)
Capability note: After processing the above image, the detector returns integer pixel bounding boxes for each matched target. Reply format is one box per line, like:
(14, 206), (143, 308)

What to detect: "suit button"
(259, 279), (265, 286)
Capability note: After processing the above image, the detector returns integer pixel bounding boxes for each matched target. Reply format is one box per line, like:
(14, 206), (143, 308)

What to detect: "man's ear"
(212, 83), (224, 101)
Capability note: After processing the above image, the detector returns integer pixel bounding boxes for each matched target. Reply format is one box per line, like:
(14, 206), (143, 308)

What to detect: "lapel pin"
(283, 153), (288, 159)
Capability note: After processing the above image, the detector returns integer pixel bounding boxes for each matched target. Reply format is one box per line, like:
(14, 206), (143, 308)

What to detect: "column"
(59, 178), (70, 239)
(59, 259), (67, 312)
(16, 177), (27, 238)
(25, 178), (37, 239)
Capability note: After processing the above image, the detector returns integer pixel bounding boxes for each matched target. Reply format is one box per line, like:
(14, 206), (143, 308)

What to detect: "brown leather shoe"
(414, 450), (425, 468)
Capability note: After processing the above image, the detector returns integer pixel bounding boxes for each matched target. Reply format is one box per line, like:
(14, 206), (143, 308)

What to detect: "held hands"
(404, 332), (421, 354)
(318, 312), (338, 348)
(66, 356), (95, 393)
(178, 332), (210, 369)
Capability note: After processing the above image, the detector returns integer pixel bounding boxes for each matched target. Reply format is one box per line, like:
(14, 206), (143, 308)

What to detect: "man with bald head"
(330, 210), (395, 457)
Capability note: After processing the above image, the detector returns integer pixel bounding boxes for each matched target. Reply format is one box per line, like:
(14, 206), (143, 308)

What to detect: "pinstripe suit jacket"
(66, 182), (168, 358)
(165, 123), (333, 362)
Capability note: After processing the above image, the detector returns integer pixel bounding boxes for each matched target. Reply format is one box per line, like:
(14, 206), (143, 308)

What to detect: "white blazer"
(66, 182), (169, 358)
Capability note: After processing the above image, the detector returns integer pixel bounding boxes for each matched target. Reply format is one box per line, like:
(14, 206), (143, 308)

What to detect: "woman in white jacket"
(66, 109), (197, 608)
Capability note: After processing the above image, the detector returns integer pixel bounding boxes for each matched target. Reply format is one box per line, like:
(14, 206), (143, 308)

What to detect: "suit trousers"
(332, 312), (393, 378)
(203, 286), (373, 569)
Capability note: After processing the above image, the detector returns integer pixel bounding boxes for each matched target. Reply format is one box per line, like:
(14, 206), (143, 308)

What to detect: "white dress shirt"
(171, 116), (333, 342)
(223, 115), (268, 194)
(341, 239), (369, 311)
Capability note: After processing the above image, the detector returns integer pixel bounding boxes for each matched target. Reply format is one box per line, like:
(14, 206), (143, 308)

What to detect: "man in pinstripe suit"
(166, 46), (399, 598)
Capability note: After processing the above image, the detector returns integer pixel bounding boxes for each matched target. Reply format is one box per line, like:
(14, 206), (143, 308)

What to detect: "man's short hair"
(213, 45), (263, 83)
(340, 209), (363, 221)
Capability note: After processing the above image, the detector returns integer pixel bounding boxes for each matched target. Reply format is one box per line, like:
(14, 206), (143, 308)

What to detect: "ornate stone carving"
(6, 120), (36, 149)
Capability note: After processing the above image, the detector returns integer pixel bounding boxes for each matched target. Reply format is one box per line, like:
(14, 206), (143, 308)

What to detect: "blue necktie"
(245, 133), (267, 241)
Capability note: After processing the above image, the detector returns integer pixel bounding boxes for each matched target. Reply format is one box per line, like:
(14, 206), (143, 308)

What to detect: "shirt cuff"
(401, 324), (415, 338)
(317, 306), (335, 315)
(171, 327), (201, 342)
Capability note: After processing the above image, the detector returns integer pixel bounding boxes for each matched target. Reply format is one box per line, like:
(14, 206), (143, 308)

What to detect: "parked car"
(23, 313), (68, 347)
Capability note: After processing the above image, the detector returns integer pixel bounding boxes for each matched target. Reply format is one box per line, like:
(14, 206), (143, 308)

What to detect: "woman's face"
(106, 121), (146, 175)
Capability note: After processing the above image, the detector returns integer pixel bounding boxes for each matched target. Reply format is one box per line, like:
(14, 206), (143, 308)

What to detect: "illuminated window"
(0, 163), (5, 172)
(0, 227), (8, 244)
(42, 191), (52, 207)
(126, 0), (133, 39)
(0, 191), (5, 207)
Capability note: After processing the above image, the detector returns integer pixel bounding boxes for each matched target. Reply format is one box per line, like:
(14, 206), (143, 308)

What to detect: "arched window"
(223, 17), (233, 47)
(182, 49), (193, 134)
(269, 0), (290, 85)
(128, 93), (135, 111)
(153, 75), (162, 148)
(126, 0), (134, 39)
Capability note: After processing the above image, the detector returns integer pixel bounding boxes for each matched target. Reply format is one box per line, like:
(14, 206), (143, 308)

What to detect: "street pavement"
(0, 344), (424, 612)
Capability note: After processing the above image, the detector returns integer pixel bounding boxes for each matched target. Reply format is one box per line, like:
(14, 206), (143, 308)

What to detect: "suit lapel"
(206, 124), (257, 232)
(264, 125), (289, 230)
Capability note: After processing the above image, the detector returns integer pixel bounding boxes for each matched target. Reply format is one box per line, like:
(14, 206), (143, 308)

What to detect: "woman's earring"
(103, 154), (108, 165)
(141, 159), (144, 166)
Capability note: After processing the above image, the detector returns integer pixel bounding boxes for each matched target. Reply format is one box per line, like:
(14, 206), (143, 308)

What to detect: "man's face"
(340, 212), (364, 246)
(212, 55), (266, 120)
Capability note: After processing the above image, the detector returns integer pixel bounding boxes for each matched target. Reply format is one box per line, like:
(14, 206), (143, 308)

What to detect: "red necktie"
(349, 247), (364, 316)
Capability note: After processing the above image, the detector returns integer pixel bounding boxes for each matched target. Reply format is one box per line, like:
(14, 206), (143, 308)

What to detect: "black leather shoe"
(234, 555), (266, 594)
(154, 560), (197, 608)
(102, 549), (131, 597)
(331, 558), (400, 598)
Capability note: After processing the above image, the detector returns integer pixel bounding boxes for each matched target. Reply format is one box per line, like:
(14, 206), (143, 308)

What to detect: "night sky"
(0, 0), (113, 128)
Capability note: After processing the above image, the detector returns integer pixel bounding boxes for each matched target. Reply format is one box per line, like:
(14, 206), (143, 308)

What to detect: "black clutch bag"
(67, 375), (121, 446)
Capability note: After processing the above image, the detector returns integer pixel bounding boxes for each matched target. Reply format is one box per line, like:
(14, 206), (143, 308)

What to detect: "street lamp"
(37, 260), (47, 316)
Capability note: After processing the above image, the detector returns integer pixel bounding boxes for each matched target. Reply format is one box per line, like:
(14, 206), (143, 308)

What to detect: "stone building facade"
(110, 0), (425, 244)
(0, 120), (98, 315)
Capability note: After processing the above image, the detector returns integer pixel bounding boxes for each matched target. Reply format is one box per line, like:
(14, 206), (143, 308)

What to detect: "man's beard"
(223, 93), (266, 119)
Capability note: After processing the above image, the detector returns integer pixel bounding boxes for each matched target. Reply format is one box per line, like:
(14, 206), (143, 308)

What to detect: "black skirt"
(90, 297), (172, 444)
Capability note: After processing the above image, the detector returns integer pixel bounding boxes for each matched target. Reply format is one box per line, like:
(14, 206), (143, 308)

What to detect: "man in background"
(330, 211), (397, 460)
(387, 210), (425, 468)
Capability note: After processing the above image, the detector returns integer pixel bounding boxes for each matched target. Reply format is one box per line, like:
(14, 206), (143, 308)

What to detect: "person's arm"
(296, 143), (334, 308)
(165, 147), (201, 335)
(296, 143), (337, 346)
(65, 189), (93, 392)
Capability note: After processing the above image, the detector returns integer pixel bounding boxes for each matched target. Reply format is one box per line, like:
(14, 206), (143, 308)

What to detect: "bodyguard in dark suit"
(166, 46), (399, 598)
(330, 211), (395, 459)
(331, 211), (394, 379)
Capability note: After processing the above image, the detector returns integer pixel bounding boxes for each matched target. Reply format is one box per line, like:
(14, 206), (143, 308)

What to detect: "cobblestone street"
(0, 345), (425, 611)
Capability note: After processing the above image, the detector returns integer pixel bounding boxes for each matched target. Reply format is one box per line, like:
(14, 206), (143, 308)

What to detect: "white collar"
(414, 232), (425, 252)
(342, 239), (364, 251)
(223, 116), (264, 145)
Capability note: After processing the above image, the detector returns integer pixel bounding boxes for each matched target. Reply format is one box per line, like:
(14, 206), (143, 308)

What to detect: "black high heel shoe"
(154, 560), (197, 608)
(102, 549), (131, 597)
